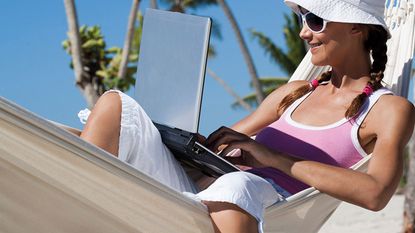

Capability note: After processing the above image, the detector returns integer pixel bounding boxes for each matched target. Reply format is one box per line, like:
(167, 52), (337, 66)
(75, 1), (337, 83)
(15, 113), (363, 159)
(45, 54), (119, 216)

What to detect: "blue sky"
(0, 0), (293, 135)
(1, 1), (413, 135)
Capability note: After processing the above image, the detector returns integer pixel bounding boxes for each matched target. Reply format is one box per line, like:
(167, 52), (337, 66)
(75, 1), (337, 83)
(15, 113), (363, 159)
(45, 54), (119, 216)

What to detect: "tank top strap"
(354, 88), (394, 125)
(281, 91), (312, 117)
(350, 88), (394, 157)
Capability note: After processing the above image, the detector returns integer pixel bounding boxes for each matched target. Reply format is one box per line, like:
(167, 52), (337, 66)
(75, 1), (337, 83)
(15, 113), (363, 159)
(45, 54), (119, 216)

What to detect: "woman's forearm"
(266, 152), (399, 211)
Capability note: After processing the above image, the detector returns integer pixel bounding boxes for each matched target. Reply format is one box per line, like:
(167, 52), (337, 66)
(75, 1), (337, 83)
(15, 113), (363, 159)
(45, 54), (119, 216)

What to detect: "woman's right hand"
(205, 126), (278, 168)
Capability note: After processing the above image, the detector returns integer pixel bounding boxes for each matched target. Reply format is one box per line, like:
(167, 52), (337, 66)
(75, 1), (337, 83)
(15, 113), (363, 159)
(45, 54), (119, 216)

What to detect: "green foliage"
(250, 12), (306, 76)
(63, 12), (144, 94)
(234, 12), (306, 109)
(161, 0), (217, 11)
(181, 0), (217, 9)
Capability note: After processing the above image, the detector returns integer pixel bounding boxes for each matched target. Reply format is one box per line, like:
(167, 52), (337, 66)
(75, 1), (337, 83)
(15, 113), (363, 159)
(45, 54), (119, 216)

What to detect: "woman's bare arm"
(269, 95), (415, 210)
(207, 95), (415, 211)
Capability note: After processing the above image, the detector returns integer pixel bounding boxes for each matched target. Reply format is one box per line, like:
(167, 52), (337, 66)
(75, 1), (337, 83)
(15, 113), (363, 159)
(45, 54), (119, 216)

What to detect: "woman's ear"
(351, 24), (364, 36)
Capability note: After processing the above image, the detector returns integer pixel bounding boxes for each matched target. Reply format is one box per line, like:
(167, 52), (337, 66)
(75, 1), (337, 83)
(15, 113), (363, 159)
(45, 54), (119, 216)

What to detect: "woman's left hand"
(205, 126), (275, 168)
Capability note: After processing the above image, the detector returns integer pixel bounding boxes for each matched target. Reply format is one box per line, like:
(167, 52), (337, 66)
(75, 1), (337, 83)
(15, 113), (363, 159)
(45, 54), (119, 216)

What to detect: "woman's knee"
(203, 201), (258, 233)
(80, 92), (122, 156)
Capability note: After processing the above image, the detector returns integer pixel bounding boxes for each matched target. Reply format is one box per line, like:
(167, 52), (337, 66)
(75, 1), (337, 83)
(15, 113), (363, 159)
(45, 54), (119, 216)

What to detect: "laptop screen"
(134, 9), (211, 133)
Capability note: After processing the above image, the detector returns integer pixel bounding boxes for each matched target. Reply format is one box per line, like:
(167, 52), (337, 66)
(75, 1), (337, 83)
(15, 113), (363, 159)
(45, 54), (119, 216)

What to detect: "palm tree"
(160, 0), (217, 12)
(118, 0), (141, 81)
(63, 0), (98, 108)
(234, 12), (306, 109)
(63, 1), (141, 107)
(216, 0), (265, 105)
(252, 13), (305, 76)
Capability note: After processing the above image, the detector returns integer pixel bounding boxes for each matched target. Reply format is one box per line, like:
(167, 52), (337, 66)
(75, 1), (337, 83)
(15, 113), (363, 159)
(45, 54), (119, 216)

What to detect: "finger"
(205, 126), (229, 145)
(196, 133), (207, 143)
(208, 133), (246, 152)
(206, 127), (246, 149)
(219, 140), (249, 156)
(223, 148), (242, 157)
(236, 165), (253, 171)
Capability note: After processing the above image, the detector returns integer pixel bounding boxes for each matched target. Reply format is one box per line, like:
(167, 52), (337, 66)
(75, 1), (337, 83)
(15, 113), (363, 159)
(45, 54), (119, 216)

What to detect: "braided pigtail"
(345, 25), (388, 119)
(277, 70), (332, 114)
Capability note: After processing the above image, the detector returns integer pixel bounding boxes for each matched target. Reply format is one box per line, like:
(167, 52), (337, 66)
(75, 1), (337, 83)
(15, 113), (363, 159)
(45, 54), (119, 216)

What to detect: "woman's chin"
(310, 56), (328, 67)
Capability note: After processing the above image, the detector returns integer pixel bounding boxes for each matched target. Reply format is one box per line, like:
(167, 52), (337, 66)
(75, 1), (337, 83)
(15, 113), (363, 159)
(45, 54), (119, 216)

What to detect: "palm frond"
(250, 30), (297, 75)
(182, 0), (217, 9)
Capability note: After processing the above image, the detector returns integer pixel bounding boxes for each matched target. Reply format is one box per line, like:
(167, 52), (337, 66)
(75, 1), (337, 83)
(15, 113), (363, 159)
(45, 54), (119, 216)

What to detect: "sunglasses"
(298, 10), (330, 33)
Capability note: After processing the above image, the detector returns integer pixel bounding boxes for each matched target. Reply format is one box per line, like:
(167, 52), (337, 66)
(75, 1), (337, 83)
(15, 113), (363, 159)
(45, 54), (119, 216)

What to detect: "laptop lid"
(134, 9), (211, 133)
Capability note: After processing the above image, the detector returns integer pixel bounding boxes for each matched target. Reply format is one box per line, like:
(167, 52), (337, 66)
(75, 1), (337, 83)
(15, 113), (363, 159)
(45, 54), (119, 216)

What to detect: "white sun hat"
(284, 0), (391, 38)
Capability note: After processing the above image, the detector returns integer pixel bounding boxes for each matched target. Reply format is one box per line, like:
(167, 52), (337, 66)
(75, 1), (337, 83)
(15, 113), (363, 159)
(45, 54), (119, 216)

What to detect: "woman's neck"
(328, 54), (372, 92)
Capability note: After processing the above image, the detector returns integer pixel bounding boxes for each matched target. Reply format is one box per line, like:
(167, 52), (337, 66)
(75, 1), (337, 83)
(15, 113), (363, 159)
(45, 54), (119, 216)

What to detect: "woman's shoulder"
(370, 93), (415, 134)
(376, 94), (414, 114)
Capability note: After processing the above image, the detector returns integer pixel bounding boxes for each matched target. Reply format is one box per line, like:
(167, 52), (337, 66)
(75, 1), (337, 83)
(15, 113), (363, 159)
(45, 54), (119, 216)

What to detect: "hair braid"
(277, 70), (332, 114)
(345, 25), (388, 118)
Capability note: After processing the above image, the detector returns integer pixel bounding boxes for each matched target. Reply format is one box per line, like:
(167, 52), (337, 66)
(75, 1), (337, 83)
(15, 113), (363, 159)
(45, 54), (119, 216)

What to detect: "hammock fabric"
(1, 1), (414, 232)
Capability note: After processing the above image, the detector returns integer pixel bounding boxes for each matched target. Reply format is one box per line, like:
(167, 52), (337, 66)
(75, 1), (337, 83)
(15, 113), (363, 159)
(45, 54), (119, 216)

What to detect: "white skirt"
(79, 90), (287, 233)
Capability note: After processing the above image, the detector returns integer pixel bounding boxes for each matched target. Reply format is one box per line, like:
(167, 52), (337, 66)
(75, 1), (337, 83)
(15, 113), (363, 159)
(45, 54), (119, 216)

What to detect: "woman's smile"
(309, 42), (323, 53)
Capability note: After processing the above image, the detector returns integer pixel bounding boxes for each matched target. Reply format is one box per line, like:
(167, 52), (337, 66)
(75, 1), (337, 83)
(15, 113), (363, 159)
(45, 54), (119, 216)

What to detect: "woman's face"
(298, 7), (360, 67)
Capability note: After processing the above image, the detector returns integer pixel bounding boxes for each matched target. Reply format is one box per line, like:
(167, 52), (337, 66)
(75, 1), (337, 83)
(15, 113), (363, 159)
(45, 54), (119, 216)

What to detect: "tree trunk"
(64, 0), (99, 108)
(150, 0), (158, 9)
(216, 0), (265, 105)
(82, 83), (100, 108)
(118, 0), (140, 80)
(63, 0), (84, 86)
(169, 0), (184, 12)
(207, 68), (253, 112)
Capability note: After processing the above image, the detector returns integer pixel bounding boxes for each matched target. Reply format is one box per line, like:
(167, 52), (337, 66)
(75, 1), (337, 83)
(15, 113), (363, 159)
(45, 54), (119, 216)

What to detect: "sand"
(318, 195), (404, 233)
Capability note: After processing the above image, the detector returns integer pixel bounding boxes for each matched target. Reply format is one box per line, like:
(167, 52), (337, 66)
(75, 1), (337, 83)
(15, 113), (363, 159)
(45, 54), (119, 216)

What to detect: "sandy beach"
(319, 194), (404, 233)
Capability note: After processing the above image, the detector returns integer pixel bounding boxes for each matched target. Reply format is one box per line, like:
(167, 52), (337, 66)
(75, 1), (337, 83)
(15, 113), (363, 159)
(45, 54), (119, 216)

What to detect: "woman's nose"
(299, 23), (312, 41)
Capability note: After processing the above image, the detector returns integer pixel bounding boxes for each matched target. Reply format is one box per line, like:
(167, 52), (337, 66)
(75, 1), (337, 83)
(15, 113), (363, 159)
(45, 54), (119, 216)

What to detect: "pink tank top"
(248, 88), (393, 194)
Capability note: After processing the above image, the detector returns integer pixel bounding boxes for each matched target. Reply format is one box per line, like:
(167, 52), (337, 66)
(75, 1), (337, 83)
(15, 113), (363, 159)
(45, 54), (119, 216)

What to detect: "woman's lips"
(309, 42), (322, 53)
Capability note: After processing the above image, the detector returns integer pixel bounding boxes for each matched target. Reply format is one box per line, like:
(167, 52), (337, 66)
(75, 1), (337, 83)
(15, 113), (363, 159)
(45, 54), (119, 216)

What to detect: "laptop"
(135, 9), (240, 177)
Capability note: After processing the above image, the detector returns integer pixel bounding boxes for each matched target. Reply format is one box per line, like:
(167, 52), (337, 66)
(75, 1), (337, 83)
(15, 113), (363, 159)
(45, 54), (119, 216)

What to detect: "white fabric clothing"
(192, 172), (285, 233)
(82, 90), (197, 193)
(78, 90), (287, 233)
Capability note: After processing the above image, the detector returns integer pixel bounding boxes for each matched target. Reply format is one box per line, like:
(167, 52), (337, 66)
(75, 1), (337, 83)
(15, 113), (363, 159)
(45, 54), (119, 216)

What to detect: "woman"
(78, 0), (415, 232)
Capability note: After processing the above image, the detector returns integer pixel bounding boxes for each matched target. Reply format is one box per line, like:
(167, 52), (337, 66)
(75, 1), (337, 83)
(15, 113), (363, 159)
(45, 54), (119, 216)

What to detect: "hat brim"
(284, 0), (391, 38)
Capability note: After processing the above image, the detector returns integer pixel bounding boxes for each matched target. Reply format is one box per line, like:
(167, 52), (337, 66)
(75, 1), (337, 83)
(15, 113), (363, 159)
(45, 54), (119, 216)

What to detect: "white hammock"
(0, 1), (413, 232)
